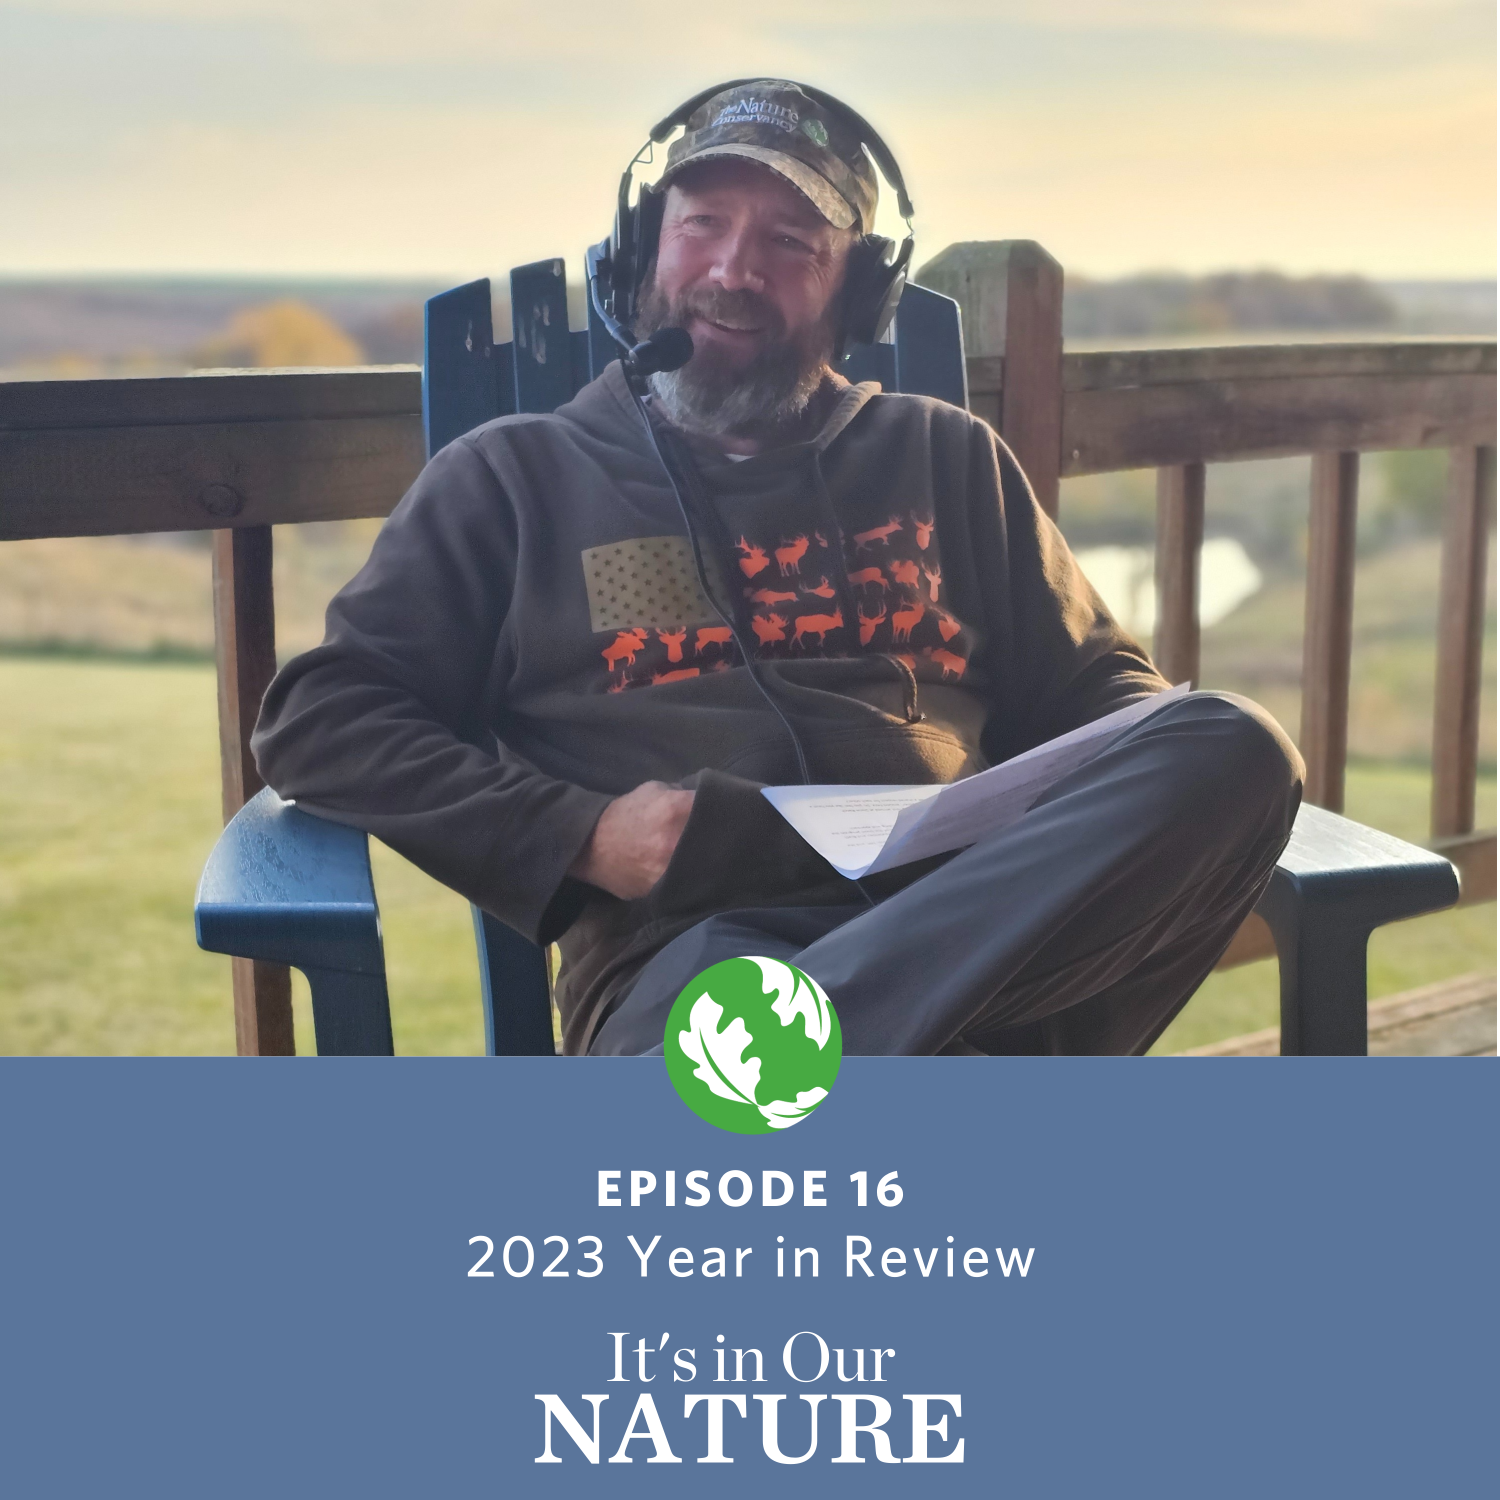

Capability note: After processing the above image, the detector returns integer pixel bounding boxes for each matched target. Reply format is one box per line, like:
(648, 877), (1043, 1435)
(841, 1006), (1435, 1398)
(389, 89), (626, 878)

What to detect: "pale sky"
(2, 0), (1494, 280)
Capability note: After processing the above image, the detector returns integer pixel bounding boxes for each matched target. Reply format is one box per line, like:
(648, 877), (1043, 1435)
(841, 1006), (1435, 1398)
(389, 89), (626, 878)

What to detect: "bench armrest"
(1260, 803), (1460, 1055)
(196, 787), (392, 1055)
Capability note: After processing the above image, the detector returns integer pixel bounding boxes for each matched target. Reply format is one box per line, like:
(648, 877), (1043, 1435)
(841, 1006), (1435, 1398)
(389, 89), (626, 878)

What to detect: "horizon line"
(1, 267), (1496, 287)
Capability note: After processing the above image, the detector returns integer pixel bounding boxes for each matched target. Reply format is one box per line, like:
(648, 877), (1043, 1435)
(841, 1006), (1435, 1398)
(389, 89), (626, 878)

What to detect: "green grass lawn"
(0, 654), (1493, 1056)
(0, 655), (482, 1056)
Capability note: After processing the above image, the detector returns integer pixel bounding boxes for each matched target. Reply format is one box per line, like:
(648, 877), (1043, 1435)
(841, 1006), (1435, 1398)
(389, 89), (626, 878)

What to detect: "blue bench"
(195, 260), (1460, 1056)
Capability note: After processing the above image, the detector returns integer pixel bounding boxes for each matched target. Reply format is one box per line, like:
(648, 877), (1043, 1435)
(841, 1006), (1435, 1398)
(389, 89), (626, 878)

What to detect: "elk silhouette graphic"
(891, 601), (925, 642)
(925, 647), (967, 680)
(651, 666), (701, 685)
(745, 586), (798, 607)
(804, 576), (837, 599)
(735, 537), (770, 578)
(792, 608), (844, 648)
(775, 536), (810, 575)
(694, 625), (735, 657)
(921, 562), (943, 602)
(889, 558), (921, 588)
(657, 627), (687, 662)
(912, 514), (935, 549)
(853, 517), (903, 549)
(857, 602), (887, 645)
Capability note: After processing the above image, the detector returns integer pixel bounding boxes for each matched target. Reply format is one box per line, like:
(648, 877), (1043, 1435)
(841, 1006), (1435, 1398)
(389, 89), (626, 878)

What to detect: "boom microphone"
(586, 242), (694, 385)
(626, 326), (693, 377)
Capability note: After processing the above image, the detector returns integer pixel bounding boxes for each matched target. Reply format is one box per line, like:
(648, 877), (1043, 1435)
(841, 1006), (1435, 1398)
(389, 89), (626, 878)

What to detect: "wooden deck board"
(1178, 972), (1496, 1056)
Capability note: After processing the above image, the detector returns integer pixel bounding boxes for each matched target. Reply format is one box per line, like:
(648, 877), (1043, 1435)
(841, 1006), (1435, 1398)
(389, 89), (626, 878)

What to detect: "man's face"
(651, 157), (852, 367)
(636, 157), (855, 439)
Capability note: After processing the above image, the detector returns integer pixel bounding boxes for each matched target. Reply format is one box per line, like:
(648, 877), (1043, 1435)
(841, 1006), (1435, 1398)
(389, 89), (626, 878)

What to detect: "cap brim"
(660, 144), (857, 231)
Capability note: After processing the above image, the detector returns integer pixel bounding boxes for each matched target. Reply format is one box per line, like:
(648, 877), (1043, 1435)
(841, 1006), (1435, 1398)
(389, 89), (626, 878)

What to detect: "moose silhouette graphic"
(601, 628), (648, 670)
(889, 558), (921, 588)
(750, 612), (789, 646)
(848, 566), (888, 590)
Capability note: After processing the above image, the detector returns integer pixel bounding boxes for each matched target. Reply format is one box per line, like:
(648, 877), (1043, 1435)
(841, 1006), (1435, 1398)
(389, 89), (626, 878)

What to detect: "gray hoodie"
(252, 360), (1165, 1050)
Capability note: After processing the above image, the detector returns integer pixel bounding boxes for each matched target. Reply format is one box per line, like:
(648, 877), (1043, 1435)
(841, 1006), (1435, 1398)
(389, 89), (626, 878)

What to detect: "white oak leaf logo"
(758, 1088), (830, 1130)
(677, 994), (762, 1107)
(749, 956), (833, 1051)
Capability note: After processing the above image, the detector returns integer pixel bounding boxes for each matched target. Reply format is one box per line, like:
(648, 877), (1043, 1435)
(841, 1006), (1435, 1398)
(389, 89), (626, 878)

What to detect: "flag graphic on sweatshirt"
(584, 511), (973, 693)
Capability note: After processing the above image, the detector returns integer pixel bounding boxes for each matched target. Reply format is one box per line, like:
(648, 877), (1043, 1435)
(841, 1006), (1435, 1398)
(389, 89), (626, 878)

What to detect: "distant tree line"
(1060, 270), (1396, 338)
(914, 242), (1401, 340)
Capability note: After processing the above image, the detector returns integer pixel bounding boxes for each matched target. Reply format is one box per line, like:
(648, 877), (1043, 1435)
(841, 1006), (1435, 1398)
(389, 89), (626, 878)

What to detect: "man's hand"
(569, 781), (696, 900)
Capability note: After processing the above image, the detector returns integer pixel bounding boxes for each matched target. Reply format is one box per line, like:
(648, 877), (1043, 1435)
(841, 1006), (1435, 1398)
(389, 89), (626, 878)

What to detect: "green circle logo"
(664, 957), (842, 1134)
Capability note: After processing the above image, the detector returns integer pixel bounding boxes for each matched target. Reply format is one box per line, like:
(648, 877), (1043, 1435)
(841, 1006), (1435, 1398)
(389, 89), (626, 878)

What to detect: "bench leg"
(1256, 882), (1370, 1056)
(301, 967), (395, 1057)
(472, 908), (555, 1057)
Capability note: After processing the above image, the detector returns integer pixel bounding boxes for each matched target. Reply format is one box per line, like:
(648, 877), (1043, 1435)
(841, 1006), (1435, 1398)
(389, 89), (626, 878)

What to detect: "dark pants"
(589, 693), (1304, 1057)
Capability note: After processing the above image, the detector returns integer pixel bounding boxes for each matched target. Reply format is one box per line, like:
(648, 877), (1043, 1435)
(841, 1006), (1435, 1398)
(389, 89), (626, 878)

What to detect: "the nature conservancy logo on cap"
(712, 97), (800, 134)
(664, 957), (841, 1134)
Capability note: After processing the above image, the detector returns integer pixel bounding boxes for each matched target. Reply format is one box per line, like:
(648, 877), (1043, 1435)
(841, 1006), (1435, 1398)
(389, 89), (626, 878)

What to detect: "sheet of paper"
(762, 684), (1190, 879)
(757, 784), (946, 880)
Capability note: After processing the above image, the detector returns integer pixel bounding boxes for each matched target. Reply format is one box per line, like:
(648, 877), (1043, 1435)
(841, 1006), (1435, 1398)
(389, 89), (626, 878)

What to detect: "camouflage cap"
(659, 80), (878, 233)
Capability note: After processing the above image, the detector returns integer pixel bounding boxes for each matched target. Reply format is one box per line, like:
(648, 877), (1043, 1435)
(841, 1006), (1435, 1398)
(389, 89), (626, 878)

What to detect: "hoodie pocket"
(638, 767), (843, 924)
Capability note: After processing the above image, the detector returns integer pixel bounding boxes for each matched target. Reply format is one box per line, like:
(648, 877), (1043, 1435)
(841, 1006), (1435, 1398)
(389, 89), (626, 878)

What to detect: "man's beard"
(634, 275), (838, 441)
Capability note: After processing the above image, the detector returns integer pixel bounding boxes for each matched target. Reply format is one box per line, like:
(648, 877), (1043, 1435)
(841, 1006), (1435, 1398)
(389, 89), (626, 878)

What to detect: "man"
(253, 80), (1303, 1056)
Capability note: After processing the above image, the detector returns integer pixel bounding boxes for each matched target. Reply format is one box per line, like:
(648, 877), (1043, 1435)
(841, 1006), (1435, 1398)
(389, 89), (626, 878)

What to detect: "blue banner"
(1, 1059), (1492, 1496)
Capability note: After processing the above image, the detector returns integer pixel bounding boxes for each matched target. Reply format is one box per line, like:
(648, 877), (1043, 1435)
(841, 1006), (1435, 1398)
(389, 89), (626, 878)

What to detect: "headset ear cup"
(869, 236), (913, 345)
(609, 216), (634, 328)
(841, 234), (912, 350)
(630, 188), (665, 324)
(613, 187), (664, 329)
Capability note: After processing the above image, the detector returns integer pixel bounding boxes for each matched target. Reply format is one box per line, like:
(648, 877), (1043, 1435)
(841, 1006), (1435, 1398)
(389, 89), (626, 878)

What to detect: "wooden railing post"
(1154, 462), (1206, 685)
(914, 242), (1065, 512)
(1301, 451), (1360, 811)
(993, 243), (1065, 520)
(1432, 445), (1495, 841)
(211, 524), (295, 1056)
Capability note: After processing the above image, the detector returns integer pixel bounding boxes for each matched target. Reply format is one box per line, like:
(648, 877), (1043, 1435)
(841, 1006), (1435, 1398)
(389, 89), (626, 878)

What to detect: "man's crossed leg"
(589, 693), (1304, 1057)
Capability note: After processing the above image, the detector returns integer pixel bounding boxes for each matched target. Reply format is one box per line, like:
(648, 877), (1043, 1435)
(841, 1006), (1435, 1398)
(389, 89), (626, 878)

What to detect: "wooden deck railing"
(1, 241), (1494, 1051)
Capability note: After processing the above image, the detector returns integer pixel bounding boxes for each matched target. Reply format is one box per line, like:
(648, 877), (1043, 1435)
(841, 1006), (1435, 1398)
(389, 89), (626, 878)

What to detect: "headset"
(587, 78), (916, 359)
